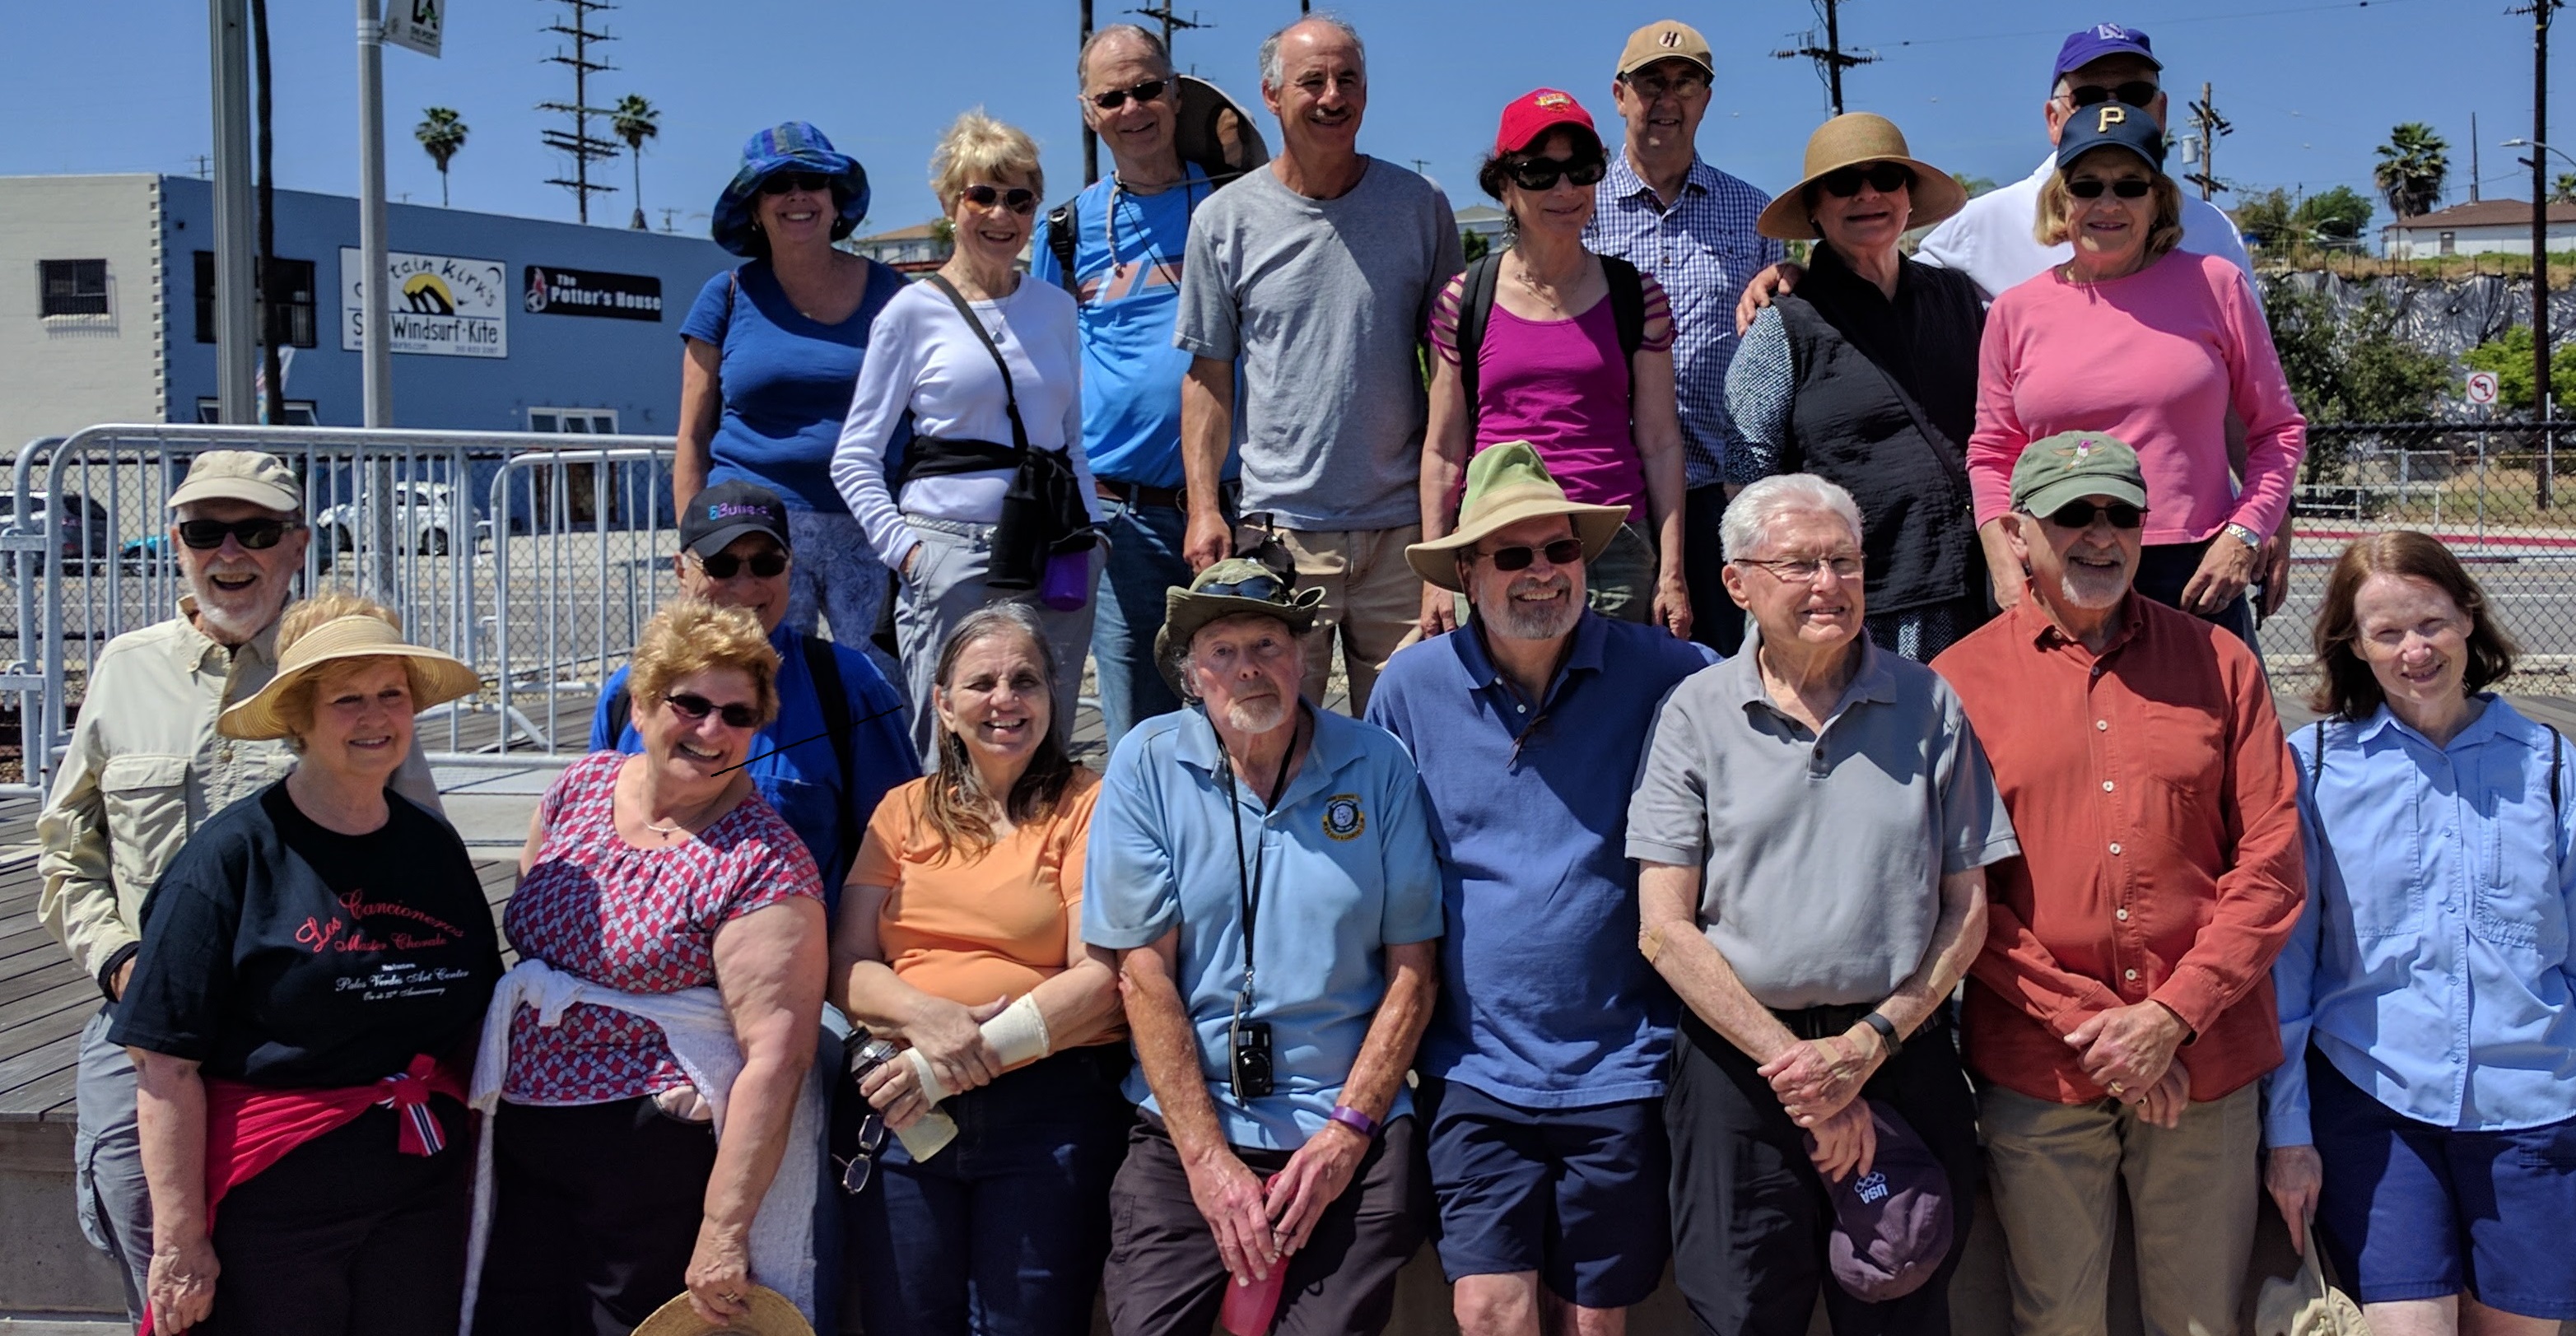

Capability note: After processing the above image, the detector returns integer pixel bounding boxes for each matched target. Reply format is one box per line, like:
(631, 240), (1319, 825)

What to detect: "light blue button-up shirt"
(2266, 699), (2576, 1147)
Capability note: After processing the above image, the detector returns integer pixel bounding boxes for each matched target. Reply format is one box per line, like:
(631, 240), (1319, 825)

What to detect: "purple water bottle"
(1038, 549), (1090, 612)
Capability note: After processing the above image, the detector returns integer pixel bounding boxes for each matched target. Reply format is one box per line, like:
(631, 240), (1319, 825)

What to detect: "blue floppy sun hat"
(711, 122), (871, 258)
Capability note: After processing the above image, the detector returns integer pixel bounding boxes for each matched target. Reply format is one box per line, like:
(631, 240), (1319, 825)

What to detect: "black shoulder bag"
(905, 275), (1097, 591)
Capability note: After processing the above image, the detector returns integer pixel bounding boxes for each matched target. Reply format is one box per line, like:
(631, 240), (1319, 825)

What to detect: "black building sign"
(522, 265), (664, 321)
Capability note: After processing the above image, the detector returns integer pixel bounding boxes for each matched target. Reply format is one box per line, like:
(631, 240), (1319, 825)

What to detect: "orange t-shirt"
(851, 768), (1109, 1030)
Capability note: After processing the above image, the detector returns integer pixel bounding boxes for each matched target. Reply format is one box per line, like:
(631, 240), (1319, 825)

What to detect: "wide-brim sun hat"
(1153, 557), (1325, 696)
(1175, 75), (1269, 184)
(217, 614), (481, 741)
(1406, 443), (1630, 593)
(1756, 113), (1969, 242)
(632, 1286), (813, 1336)
(711, 122), (871, 258)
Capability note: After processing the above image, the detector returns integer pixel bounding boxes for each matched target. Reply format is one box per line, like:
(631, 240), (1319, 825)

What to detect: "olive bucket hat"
(710, 122), (870, 257)
(1153, 558), (1325, 696)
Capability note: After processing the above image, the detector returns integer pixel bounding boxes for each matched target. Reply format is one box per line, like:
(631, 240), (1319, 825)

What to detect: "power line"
(538, 0), (622, 224)
(1881, 0), (2437, 50)
(1127, 2), (1209, 56)
(1772, 0), (1877, 114)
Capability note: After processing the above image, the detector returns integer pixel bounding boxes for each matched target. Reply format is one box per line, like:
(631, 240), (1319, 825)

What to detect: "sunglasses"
(1819, 162), (1912, 198)
(2066, 176), (2154, 199)
(176, 517), (297, 550)
(1480, 538), (1586, 571)
(960, 184), (1039, 214)
(696, 550), (787, 580)
(664, 691), (760, 730)
(1505, 155), (1608, 192)
(1199, 573), (1291, 603)
(2065, 81), (2161, 110)
(1088, 77), (1169, 109)
(759, 171), (836, 197)
(2042, 500), (2146, 530)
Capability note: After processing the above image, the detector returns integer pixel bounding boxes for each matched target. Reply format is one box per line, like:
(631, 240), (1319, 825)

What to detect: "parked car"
(0, 491), (114, 569)
(119, 532), (177, 574)
(314, 482), (471, 566)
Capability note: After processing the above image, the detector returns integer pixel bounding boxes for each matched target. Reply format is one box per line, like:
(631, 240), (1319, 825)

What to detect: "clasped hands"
(1757, 1025), (1888, 1183)
(1185, 1120), (1370, 1288)
(2066, 999), (2191, 1129)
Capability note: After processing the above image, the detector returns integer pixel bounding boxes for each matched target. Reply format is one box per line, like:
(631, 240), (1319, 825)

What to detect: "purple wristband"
(1327, 1105), (1381, 1139)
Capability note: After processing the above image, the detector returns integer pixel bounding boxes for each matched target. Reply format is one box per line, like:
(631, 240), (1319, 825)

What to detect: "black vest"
(1772, 248), (1985, 617)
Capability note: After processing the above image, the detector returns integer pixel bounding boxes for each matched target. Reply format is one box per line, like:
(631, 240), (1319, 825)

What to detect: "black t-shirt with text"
(111, 781), (502, 1088)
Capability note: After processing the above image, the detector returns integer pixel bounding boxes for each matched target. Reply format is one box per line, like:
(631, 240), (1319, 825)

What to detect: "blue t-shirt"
(1030, 169), (1237, 490)
(1368, 614), (1717, 1109)
(682, 259), (909, 511)
(590, 623), (917, 900)
(1083, 705), (1444, 1149)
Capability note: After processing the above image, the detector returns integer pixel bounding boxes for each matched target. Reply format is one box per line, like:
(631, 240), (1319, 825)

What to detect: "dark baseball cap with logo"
(680, 480), (792, 559)
(2052, 22), (2159, 81)
(1824, 1101), (1958, 1303)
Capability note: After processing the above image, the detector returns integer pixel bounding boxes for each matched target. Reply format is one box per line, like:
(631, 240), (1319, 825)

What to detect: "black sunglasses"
(2066, 176), (2154, 199)
(2066, 81), (2160, 110)
(961, 184), (1039, 214)
(176, 517), (297, 550)
(1506, 155), (1608, 192)
(2043, 500), (2146, 530)
(697, 550), (787, 580)
(1199, 574), (1291, 603)
(759, 171), (836, 197)
(1088, 77), (1169, 109)
(1480, 538), (1586, 572)
(664, 691), (760, 729)
(1819, 162), (1912, 198)
(837, 1112), (888, 1194)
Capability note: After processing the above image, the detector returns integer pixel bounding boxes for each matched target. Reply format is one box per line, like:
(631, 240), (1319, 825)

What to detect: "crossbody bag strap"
(922, 273), (1032, 454)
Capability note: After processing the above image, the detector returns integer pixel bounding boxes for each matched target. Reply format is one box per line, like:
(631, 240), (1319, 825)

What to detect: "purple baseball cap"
(1823, 1101), (1958, 1303)
(2053, 22), (2159, 81)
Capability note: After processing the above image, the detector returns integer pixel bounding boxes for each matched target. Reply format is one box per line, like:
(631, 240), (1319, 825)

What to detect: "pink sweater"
(1968, 250), (2304, 546)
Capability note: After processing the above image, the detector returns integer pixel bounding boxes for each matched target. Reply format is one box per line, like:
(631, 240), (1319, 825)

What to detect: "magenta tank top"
(1464, 299), (1645, 510)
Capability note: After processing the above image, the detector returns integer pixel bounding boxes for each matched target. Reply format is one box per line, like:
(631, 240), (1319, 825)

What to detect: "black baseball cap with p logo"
(2056, 100), (2167, 172)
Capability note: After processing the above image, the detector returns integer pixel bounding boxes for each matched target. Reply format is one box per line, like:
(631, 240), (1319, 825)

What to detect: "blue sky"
(0, 0), (2550, 240)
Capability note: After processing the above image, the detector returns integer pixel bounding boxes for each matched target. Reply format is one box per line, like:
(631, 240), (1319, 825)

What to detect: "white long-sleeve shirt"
(830, 277), (1097, 571)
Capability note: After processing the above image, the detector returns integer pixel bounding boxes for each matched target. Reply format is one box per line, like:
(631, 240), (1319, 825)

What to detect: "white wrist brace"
(902, 1046), (954, 1106)
(980, 994), (1055, 1069)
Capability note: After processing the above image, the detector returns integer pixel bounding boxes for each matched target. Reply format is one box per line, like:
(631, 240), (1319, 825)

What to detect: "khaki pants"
(1980, 1081), (2261, 1336)
(1246, 523), (1422, 715)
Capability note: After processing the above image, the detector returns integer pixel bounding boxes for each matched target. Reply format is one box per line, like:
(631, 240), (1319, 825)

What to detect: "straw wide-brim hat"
(217, 614), (480, 741)
(1756, 113), (1968, 242)
(1406, 442), (1630, 593)
(632, 1287), (813, 1336)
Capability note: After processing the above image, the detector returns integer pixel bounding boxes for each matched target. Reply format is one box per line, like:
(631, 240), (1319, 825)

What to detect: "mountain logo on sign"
(401, 273), (458, 315)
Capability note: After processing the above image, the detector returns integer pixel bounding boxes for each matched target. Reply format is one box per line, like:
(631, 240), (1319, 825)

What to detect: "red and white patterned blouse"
(501, 751), (821, 1104)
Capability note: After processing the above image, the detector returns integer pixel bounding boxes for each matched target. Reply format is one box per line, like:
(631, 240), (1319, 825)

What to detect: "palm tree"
(2554, 172), (2576, 205)
(415, 107), (468, 207)
(2373, 123), (2450, 219)
(613, 95), (659, 230)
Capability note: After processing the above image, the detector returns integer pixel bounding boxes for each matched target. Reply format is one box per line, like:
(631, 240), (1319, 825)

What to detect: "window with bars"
(192, 252), (319, 347)
(40, 258), (110, 317)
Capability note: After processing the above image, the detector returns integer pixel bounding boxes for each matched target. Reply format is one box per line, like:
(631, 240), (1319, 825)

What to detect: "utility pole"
(2522, 0), (2563, 507)
(208, 0), (258, 422)
(2183, 82), (2233, 202)
(2473, 111), (2483, 203)
(1081, 0), (1097, 185)
(538, 0), (621, 223)
(1127, 2), (1206, 58)
(1771, 0), (1877, 115)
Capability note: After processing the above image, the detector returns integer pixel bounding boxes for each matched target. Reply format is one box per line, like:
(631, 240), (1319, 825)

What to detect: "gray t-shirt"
(1626, 634), (2020, 1009)
(1175, 157), (1464, 532)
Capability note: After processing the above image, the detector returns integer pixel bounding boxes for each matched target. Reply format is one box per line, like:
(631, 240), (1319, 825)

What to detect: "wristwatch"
(2222, 521), (2263, 551)
(1861, 1012), (1903, 1059)
(1326, 1105), (1381, 1139)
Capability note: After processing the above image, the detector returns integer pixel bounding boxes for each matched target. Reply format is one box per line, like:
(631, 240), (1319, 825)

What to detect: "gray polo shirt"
(1626, 633), (2019, 1010)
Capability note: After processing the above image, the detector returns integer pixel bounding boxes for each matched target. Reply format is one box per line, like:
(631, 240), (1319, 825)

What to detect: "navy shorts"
(1421, 1078), (1670, 1310)
(2309, 1051), (2576, 1320)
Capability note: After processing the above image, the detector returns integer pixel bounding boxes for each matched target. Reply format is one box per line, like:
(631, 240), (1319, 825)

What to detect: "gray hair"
(1258, 13), (1365, 91)
(1720, 474), (1865, 561)
(1078, 23), (1172, 83)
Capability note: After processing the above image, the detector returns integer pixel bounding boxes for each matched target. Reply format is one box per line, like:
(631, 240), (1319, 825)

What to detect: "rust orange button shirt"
(1931, 595), (2304, 1103)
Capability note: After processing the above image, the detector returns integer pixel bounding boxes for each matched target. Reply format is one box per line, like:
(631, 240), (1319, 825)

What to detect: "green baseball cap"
(2011, 431), (2150, 517)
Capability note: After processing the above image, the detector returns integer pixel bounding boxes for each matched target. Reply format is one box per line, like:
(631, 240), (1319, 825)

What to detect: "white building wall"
(2385, 219), (2576, 259)
(0, 175), (163, 452)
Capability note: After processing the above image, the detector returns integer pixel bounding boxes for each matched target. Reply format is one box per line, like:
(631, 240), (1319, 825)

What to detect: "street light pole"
(208, 0), (258, 422)
(356, 0), (397, 594)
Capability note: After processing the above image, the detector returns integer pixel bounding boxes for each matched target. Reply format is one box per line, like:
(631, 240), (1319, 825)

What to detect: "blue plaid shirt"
(1585, 154), (1782, 488)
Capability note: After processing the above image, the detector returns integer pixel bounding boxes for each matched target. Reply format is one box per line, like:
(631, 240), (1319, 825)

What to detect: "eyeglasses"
(176, 517), (298, 550)
(1479, 538), (1586, 571)
(2062, 81), (2161, 110)
(837, 1112), (887, 1194)
(696, 549), (788, 580)
(1623, 69), (1710, 100)
(1199, 573), (1291, 603)
(1505, 155), (1608, 192)
(960, 184), (1039, 214)
(2041, 500), (2145, 530)
(759, 171), (836, 197)
(2066, 177), (2154, 199)
(1088, 77), (1169, 109)
(664, 691), (760, 729)
(1735, 553), (1862, 582)
(1819, 162), (1911, 198)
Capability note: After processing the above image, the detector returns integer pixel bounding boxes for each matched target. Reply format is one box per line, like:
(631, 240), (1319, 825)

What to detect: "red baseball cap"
(1494, 88), (1597, 157)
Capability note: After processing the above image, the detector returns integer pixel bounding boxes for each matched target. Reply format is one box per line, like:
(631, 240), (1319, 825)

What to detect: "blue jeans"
(1092, 496), (1192, 754)
(844, 1046), (1134, 1336)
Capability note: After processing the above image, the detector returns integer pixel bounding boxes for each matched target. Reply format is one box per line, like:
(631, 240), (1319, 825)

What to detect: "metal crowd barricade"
(4, 424), (677, 798)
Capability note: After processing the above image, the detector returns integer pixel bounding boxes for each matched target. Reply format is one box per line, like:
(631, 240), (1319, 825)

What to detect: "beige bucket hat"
(1406, 443), (1629, 593)
(217, 614), (480, 740)
(1756, 113), (1969, 241)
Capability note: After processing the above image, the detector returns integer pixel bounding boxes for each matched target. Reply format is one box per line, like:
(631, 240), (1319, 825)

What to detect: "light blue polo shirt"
(1084, 705), (1445, 1150)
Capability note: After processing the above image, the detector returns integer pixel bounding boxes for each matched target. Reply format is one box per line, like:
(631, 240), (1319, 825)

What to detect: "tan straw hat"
(1756, 113), (1968, 241)
(217, 614), (480, 740)
(632, 1286), (813, 1336)
(1406, 443), (1629, 593)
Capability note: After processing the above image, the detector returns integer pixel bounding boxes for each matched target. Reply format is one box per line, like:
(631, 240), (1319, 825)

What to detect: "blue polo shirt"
(591, 623), (917, 901)
(1367, 613), (1717, 1108)
(1084, 705), (1445, 1150)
